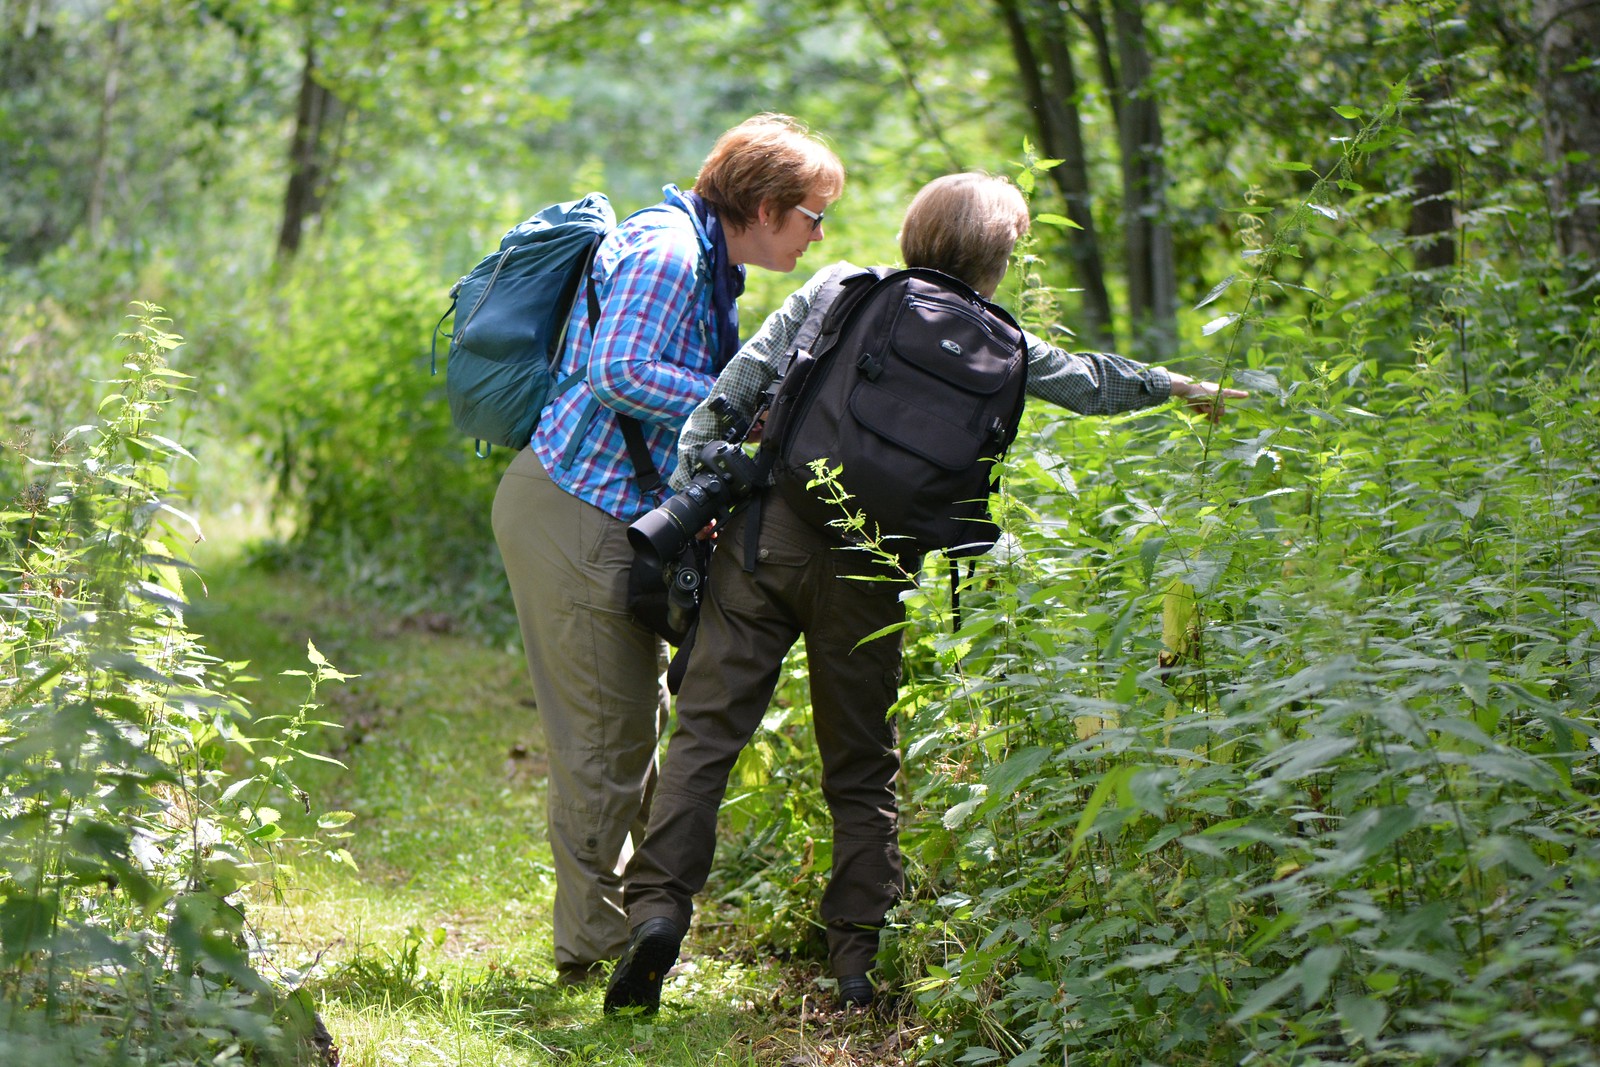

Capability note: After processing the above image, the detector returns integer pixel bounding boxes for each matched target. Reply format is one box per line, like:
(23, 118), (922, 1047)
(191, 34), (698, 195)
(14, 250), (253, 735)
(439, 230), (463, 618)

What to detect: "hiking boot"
(602, 917), (683, 1015)
(837, 974), (875, 1010)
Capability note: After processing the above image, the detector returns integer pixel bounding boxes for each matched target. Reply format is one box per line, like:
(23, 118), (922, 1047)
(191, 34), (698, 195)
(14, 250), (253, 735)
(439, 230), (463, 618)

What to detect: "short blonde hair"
(898, 173), (1030, 297)
(693, 114), (846, 230)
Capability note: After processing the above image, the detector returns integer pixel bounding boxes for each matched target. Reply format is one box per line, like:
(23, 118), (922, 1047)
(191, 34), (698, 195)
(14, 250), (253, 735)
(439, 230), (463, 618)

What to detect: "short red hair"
(693, 114), (845, 230)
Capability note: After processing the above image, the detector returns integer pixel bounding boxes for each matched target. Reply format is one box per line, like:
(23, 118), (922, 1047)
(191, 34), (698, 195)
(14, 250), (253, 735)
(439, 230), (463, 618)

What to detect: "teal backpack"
(433, 193), (616, 456)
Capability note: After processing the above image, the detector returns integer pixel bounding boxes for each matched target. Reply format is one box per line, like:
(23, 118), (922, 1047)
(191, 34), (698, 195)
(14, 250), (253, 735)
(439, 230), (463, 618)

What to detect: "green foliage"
(0, 308), (349, 1064)
(702, 92), (1600, 1062)
(875, 124), (1600, 1066)
(7, 0), (1600, 1061)
(241, 230), (515, 626)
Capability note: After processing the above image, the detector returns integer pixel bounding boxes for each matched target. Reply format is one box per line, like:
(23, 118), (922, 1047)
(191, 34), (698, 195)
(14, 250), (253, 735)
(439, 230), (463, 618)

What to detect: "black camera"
(628, 436), (760, 571)
(629, 396), (765, 567)
(626, 395), (766, 648)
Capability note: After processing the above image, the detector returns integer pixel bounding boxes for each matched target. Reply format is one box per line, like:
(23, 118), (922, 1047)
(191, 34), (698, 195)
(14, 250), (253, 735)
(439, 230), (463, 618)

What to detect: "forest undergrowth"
(3, 73), (1600, 1066)
(0, 308), (920, 1066)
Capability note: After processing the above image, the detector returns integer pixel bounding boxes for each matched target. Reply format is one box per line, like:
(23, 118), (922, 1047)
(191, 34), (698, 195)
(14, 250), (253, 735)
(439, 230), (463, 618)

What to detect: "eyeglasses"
(792, 204), (825, 233)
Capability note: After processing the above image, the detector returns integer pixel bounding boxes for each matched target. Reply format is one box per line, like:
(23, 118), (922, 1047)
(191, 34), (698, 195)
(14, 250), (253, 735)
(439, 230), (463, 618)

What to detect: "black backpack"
(762, 266), (1029, 558)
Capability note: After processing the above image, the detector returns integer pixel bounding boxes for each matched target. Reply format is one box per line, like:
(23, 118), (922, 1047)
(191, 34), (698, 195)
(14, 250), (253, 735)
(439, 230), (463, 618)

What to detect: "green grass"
(183, 541), (910, 1066)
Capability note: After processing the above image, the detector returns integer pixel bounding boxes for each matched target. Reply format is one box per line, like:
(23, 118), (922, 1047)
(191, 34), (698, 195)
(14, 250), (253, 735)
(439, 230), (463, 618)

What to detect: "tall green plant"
(881, 104), (1600, 1066)
(1, 306), (349, 1065)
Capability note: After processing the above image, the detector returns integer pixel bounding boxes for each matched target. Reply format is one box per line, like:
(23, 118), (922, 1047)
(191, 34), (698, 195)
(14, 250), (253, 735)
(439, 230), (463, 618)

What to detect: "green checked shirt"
(671, 261), (1174, 491)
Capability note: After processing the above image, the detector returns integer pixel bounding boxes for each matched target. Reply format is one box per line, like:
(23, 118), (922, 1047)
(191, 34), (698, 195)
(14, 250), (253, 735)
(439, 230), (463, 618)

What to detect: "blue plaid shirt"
(532, 186), (724, 521)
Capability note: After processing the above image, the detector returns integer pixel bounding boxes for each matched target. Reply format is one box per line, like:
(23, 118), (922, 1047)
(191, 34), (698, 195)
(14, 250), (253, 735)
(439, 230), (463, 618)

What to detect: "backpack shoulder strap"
(791, 264), (862, 356)
(792, 263), (881, 359)
(749, 264), (879, 490)
(580, 244), (664, 498)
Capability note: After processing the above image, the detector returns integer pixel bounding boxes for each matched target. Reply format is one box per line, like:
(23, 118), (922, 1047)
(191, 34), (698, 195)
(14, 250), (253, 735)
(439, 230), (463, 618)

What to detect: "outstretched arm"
(1023, 332), (1247, 421)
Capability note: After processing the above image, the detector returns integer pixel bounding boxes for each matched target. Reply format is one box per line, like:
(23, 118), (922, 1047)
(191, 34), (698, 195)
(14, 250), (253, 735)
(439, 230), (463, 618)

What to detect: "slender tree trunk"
(994, 0), (1115, 347)
(1407, 74), (1457, 272)
(1408, 159), (1457, 271)
(1534, 0), (1600, 265)
(277, 35), (345, 262)
(87, 17), (127, 244)
(1110, 0), (1176, 356)
(1076, 0), (1122, 132)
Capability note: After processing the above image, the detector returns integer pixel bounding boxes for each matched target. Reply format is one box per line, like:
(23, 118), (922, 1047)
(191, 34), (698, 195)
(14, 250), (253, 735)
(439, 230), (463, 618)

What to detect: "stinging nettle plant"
(873, 103), (1600, 1067)
(1, 305), (352, 1066)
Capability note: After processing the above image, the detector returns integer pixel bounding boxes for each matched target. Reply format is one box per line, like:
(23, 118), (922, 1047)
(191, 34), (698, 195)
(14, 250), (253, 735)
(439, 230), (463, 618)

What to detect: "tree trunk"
(1534, 0), (1600, 265)
(1408, 159), (1457, 271)
(1110, 0), (1176, 356)
(1407, 73), (1457, 272)
(1077, 0), (1122, 132)
(994, 0), (1116, 347)
(87, 17), (127, 244)
(277, 36), (345, 262)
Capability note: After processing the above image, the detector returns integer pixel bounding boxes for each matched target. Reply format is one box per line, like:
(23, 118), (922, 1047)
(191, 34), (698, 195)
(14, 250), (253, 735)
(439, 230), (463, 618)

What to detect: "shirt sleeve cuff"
(1147, 365), (1173, 402)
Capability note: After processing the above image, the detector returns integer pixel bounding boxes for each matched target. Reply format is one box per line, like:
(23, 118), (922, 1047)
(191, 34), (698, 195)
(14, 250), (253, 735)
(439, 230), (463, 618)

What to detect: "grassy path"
(185, 551), (913, 1066)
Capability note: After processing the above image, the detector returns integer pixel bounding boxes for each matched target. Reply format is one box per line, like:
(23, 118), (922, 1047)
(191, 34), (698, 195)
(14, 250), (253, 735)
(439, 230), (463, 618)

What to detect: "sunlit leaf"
(1194, 273), (1238, 310)
(1035, 212), (1082, 230)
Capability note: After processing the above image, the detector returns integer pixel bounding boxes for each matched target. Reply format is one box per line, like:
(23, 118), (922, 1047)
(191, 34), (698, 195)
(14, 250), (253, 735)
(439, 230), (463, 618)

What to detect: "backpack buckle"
(856, 351), (883, 381)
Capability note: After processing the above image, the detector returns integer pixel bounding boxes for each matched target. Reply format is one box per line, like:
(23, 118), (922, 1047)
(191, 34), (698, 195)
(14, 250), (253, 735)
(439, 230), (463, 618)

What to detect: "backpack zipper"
(904, 294), (1018, 352)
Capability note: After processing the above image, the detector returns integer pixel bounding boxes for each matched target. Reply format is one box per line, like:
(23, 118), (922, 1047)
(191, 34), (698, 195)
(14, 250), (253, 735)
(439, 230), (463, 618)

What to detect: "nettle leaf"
(943, 787), (988, 830)
(1452, 493), (1483, 520)
(1035, 212), (1082, 230)
(979, 746), (1051, 813)
(1194, 273), (1238, 310)
(1102, 945), (1180, 976)
(1070, 765), (1133, 860)
(1365, 948), (1460, 983)
(1202, 313), (1241, 336)
(1229, 969), (1299, 1023)
(1337, 993), (1387, 1043)
(1231, 368), (1283, 396)
(1299, 945), (1344, 1006)
(1256, 735), (1358, 780)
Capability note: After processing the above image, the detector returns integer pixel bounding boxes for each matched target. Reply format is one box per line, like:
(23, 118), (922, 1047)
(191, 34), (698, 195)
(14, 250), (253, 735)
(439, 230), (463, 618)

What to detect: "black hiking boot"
(602, 917), (684, 1015)
(837, 974), (875, 1010)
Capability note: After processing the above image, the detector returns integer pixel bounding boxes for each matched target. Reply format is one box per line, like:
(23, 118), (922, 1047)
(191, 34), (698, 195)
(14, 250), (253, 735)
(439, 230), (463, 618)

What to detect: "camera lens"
(628, 471), (723, 569)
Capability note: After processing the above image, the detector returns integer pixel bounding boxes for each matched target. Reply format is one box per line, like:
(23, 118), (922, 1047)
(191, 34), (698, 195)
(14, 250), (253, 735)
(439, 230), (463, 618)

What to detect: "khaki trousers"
(623, 490), (907, 976)
(492, 449), (668, 968)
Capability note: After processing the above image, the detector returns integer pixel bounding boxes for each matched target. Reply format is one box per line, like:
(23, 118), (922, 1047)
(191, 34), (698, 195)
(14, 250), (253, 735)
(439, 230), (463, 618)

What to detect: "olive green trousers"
(492, 449), (668, 969)
(624, 490), (907, 977)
